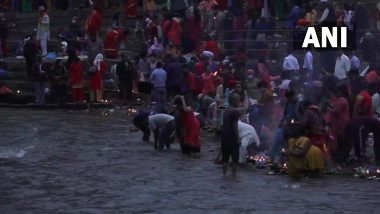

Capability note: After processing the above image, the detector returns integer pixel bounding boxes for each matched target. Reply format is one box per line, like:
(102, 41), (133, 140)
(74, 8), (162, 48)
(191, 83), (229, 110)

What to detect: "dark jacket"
(166, 61), (183, 87)
(116, 61), (135, 84)
(33, 63), (48, 82)
(23, 38), (38, 60)
(0, 21), (8, 40)
(168, 0), (188, 12)
(360, 35), (378, 63)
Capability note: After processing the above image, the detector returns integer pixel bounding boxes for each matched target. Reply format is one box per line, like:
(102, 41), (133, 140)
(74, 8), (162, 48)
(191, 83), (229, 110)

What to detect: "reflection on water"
(0, 148), (27, 158)
(0, 108), (379, 213)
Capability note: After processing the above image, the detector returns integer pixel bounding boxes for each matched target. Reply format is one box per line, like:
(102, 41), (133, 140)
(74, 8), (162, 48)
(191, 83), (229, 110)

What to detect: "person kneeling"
(285, 128), (325, 179)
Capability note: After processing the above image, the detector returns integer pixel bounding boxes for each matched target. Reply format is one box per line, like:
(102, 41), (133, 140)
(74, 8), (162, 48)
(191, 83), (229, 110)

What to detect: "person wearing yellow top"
(286, 135), (325, 179)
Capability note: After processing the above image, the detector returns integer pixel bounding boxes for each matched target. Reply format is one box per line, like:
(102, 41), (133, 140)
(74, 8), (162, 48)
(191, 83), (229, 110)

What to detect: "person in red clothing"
(185, 66), (197, 103)
(182, 8), (203, 54)
(326, 85), (350, 159)
(145, 18), (158, 42)
(354, 82), (377, 117)
(202, 66), (216, 96)
(365, 69), (380, 84)
(203, 35), (219, 60)
(174, 95), (201, 155)
(103, 27), (121, 59)
(68, 55), (85, 103)
(85, 5), (104, 37)
(90, 54), (107, 103)
(162, 16), (181, 47)
(216, 0), (227, 10)
(125, 0), (138, 18)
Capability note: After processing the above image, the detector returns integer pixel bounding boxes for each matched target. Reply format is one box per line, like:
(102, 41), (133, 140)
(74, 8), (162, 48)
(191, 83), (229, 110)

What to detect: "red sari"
(194, 62), (206, 94)
(326, 96), (350, 152)
(85, 9), (103, 35)
(162, 19), (181, 46)
(204, 40), (219, 60)
(90, 60), (107, 90)
(182, 109), (201, 151)
(125, 0), (138, 18)
(202, 72), (216, 95)
(104, 30), (120, 58)
(69, 62), (85, 102)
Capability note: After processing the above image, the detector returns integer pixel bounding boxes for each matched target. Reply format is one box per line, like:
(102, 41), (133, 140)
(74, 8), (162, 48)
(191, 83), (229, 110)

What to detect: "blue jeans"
(154, 87), (166, 113)
(34, 82), (47, 105)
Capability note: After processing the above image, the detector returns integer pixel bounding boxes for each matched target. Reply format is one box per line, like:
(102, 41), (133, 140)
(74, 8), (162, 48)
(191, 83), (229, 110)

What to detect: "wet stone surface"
(0, 108), (380, 213)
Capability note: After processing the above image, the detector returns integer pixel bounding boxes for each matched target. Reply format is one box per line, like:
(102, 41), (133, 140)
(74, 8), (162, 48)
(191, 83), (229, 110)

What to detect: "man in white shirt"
(283, 50), (300, 80)
(283, 51), (300, 72)
(334, 51), (351, 80)
(238, 121), (260, 164)
(303, 49), (313, 81)
(133, 112), (175, 150)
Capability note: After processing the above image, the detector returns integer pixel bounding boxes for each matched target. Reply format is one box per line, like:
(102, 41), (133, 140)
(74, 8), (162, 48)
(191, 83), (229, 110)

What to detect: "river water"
(0, 108), (379, 213)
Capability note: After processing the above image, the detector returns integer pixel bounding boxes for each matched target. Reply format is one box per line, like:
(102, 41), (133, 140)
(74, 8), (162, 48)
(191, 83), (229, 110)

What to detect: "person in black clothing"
(318, 1), (336, 28)
(33, 55), (48, 105)
(48, 59), (67, 105)
(23, 34), (38, 81)
(0, 16), (8, 58)
(360, 33), (379, 67)
(54, 0), (70, 10)
(116, 54), (135, 103)
(221, 92), (241, 177)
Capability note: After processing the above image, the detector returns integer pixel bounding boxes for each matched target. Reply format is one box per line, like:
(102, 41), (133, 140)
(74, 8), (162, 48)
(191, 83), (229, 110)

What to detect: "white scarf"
(93, 53), (104, 71)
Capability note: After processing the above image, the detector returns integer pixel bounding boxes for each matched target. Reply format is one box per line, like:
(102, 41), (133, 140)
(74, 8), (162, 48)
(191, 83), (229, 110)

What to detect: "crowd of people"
(0, 0), (380, 179)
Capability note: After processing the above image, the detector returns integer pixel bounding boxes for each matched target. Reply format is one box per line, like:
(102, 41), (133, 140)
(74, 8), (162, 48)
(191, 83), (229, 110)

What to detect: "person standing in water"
(220, 92), (241, 177)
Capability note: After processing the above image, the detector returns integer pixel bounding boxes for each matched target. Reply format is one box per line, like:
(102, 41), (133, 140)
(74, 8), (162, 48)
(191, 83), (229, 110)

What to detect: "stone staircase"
(1, 9), (146, 102)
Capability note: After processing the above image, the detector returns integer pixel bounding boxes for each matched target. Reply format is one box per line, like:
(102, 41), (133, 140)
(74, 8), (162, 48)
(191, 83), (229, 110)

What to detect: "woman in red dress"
(68, 55), (85, 103)
(202, 67), (216, 96)
(182, 8), (203, 54)
(85, 7), (104, 37)
(326, 87), (350, 158)
(104, 28), (121, 59)
(162, 17), (181, 47)
(174, 95), (201, 155)
(125, 0), (138, 18)
(90, 54), (107, 103)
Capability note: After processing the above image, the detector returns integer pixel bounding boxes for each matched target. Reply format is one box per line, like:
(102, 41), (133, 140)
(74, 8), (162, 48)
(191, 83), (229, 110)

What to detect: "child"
(221, 92), (241, 177)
